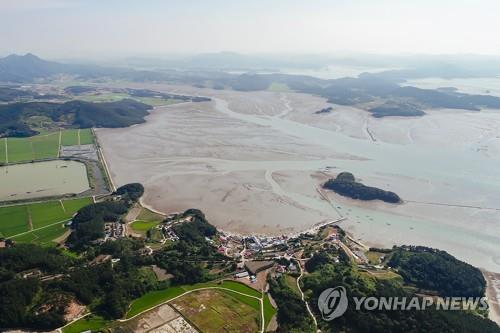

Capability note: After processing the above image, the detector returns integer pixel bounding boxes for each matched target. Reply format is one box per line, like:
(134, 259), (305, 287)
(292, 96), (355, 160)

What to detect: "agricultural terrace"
(0, 129), (94, 164)
(0, 197), (92, 245)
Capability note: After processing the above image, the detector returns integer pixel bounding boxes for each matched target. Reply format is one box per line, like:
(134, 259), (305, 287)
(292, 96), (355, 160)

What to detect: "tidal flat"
(96, 84), (500, 272)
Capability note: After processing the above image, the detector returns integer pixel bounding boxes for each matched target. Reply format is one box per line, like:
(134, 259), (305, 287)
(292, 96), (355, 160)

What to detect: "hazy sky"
(2, 0), (500, 59)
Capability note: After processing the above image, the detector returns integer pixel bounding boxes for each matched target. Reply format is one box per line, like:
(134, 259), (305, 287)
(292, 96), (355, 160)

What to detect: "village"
(96, 204), (387, 292)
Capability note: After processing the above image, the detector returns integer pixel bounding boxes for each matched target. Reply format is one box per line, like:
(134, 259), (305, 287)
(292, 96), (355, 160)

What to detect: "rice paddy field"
(1, 129), (94, 163)
(172, 289), (260, 333)
(0, 197), (92, 244)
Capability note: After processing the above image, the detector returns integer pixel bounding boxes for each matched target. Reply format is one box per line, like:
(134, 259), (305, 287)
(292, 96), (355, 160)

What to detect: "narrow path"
(405, 200), (500, 211)
(77, 129), (81, 146)
(59, 200), (67, 213)
(4, 138), (8, 164)
(295, 257), (318, 332)
(58, 130), (62, 157)
(93, 128), (116, 192)
(364, 120), (377, 142)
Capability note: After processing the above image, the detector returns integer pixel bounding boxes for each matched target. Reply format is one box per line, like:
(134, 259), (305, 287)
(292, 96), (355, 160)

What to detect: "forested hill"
(0, 99), (152, 137)
(387, 245), (486, 297)
(299, 247), (499, 333)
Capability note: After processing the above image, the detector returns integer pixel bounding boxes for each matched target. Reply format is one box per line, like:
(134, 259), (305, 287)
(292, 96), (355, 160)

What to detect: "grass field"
(76, 93), (130, 103)
(29, 201), (68, 229)
(63, 197), (93, 214)
(285, 274), (300, 295)
(62, 315), (109, 333)
(61, 129), (79, 146)
(137, 207), (164, 222)
(6, 132), (61, 162)
(0, 197), (92, 243)
(7, 137), (36, 162)
(0, 205), (30, 237)
(2, 129), (95, 163)
(172, 289), (260, 333)
(263, 293), (277, 328)
(130, 220), (159, 234)
(363, 270), (403, 281)
(76, 92), (182, 107)
(366, 251), (386, 265)
(126, 286), (185, 318)
(61, 129), (94, 146)
(79, 129), (94, 145)
(220, 289), (261, 311)
(267, 82), (291, 92)
(135, 97), (180, 106)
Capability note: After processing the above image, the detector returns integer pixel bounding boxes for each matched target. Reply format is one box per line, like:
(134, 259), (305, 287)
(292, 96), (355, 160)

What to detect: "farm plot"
(172, 289), (260, 333)
(5, 129), (95, 163)
(1, 197), (92, 244)
(0, 205), (30, 237)
(62, 129), (94, 146)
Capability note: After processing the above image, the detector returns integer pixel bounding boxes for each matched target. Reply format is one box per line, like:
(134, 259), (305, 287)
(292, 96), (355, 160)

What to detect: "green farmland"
(126, 280), (262, 319)
(61, 129), (94, 146)
(75, 91), (181, 107)
(62, 315), (109, 333)
(1, 129), (95, 163)
(0, 197), (92, 244)
(130, 220), (160, 235)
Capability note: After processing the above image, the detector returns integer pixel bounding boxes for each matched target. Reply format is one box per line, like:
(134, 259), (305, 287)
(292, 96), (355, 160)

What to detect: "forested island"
(323, 172), (401, 203)
(314, 106), (333, 114)
(368, 102), (426, 117)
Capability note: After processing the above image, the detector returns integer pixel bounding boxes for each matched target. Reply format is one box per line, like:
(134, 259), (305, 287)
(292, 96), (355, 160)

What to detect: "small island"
(314, 106), (333, 114)
(323, 172), (401, 203)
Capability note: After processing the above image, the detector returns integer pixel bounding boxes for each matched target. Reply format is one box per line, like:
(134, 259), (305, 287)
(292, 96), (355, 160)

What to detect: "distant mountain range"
(3, 53), (500, 119)
(0, 53), (125, 82)
(5, 52), (500, 84)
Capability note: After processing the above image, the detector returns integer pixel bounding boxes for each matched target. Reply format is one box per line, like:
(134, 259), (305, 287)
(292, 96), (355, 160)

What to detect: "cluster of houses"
(245, 235), (287, 251)
(157, 224), (180, 242)
(104, 222), (124, 240)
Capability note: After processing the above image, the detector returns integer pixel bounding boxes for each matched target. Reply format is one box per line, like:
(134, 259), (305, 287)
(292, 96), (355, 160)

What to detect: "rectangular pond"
(0, 160), (90, 201)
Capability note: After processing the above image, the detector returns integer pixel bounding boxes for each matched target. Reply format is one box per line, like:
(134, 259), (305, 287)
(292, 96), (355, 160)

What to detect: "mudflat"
(96, 84), (500, 273)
